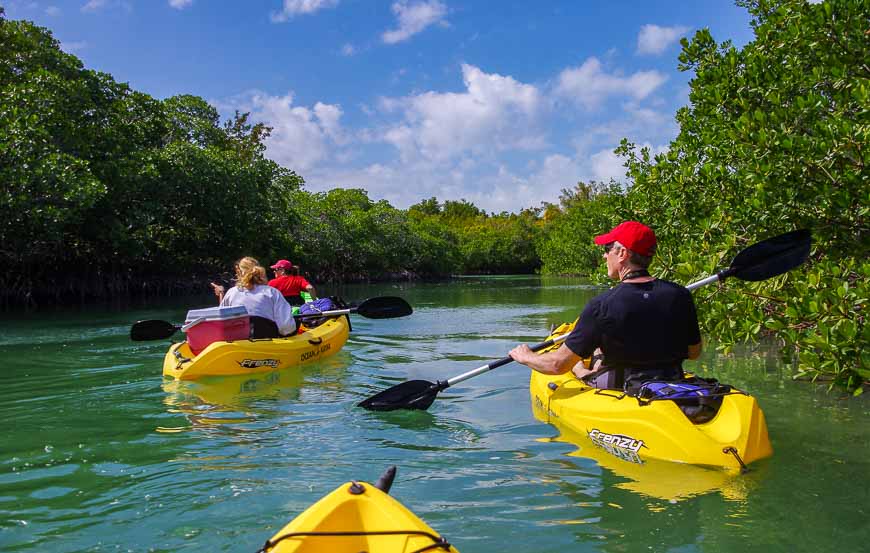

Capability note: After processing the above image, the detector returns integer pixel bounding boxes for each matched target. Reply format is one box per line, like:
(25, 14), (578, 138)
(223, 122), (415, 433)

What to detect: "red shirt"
(268, 275), (311, 297)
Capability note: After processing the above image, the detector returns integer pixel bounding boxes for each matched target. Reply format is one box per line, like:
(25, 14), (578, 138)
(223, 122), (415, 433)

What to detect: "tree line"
(1, 1), (865, 390)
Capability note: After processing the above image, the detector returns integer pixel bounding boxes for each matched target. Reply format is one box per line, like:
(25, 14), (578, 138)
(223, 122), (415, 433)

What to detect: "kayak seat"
(249, 316), (281, 339)
(583, 364), (683, 391)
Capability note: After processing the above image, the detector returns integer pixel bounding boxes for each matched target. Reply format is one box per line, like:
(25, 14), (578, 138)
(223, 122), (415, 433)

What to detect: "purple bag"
(298, 297), (336, 316)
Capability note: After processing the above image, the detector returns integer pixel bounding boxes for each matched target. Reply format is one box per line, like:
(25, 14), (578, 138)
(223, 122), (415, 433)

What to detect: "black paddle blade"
(728, 229), (812, 281)
(358, 379), (442, 411)
(374, 465), (398, 493)
(130, 320), (180, 341)
(355, 296), (413, 319)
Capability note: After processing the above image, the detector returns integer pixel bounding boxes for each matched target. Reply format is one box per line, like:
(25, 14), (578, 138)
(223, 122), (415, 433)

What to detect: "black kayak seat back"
(249, 316), (281, 339)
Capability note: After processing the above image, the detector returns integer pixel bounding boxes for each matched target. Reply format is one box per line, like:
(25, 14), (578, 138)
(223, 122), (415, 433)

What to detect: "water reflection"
(536, 423), (760, 502)
(162, 369), (304, 409)
(160, 352), (353, 431)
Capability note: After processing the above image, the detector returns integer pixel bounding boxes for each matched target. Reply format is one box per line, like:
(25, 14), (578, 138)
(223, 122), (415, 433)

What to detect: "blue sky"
(6, 1), (756, 213)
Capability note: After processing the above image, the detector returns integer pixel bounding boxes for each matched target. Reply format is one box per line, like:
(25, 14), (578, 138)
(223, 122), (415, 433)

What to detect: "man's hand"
(509, 344), (535, 365)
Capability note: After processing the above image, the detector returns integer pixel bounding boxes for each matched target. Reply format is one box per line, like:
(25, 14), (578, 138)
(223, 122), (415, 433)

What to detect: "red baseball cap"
(270, 259), (293, 270)
(593, 221), (657, 256)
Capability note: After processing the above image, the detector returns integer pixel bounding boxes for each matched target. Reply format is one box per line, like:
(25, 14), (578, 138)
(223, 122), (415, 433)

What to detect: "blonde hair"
(234, 257), (268, 289)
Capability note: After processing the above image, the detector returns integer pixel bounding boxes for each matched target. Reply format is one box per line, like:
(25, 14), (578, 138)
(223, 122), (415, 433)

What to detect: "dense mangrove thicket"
(1, 1), (865, 390)
(0, 9), (540, 306)
(539, 0), (868, 391)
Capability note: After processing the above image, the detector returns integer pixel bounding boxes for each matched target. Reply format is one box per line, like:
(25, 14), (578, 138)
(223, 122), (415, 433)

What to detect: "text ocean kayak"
(162, 316), (349, 380)
(530, 322), (773, 470)
(260, 468), (459, 553)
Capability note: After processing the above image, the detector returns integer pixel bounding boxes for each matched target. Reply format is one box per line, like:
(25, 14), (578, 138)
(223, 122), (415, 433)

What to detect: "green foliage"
(538, 181), (627, 276)
(407, 198), (542, 275)
(285, 188), (418, 280)
(0, 15), (301, 302)
(538, 0), (868, 390)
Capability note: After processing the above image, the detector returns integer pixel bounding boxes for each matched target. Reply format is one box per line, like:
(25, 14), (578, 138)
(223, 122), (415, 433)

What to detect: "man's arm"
(509, 343), (581, 375)
(687, 342), (702, 360)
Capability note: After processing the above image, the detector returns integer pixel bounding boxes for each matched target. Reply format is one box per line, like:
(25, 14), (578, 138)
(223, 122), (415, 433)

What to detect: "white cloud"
(220, 91), (345, 172)
(637, 24), (690, 55)
(215, 58), (679, 212)
(380, 64), (544, 162)
(570, 105), (672, 157)
(46, 6), (62, 16)
(81, 0), (108, 12)
(169, 0), (193, 9)
(305, 152), (582, 213)
(382, 0), (448, 44)
(554, 57), (667, 110)
(313, 102), (346, 143)
(589, 148), (625, 182)
(340, 43), (356, 56)
(61, 40), (88, 53)
(271, 0), (339, 22)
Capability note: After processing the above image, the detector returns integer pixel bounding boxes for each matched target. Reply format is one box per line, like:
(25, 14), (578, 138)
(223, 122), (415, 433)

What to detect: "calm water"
(1, 277), (868, 552)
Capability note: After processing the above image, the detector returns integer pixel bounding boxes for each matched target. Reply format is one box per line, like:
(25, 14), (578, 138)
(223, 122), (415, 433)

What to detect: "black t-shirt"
(565, 279), (701, 370)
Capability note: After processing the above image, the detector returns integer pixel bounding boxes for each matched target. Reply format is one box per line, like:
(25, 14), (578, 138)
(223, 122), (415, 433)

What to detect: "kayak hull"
(530, 323), (773, 470)
(264, 480), (459, 553)
(162, 316), (349, 380)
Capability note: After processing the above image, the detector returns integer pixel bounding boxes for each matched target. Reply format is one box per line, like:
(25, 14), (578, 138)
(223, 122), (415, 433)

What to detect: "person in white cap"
(510, 221), (702, 390)
(268, 259), (317, 306)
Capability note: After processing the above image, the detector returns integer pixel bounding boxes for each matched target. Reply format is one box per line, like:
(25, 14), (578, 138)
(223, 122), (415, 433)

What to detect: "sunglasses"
(604, 242), (616, 253)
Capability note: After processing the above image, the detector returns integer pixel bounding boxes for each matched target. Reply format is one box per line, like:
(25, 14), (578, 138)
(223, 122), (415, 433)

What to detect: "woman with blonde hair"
(210, 257), (297, 338)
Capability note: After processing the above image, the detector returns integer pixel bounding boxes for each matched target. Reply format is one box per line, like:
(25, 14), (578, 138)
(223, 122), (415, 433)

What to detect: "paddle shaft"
(130, 296), (411, 341)
(685, 268), (738, 291)
(445, 334), (569, 388)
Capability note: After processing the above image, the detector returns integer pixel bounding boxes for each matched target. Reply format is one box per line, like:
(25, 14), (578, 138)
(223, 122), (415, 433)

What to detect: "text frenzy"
(587, 429), (645, 454)
(237, 358), (280, 369)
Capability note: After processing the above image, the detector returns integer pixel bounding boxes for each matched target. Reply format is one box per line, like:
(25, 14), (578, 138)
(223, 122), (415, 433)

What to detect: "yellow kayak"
(531, 322), (773, 470)
(163, 316), (349, 380)
(261, 468), (459, 553)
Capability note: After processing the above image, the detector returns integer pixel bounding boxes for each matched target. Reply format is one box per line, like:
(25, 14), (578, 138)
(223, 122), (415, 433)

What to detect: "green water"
(1, 277), (868, 552)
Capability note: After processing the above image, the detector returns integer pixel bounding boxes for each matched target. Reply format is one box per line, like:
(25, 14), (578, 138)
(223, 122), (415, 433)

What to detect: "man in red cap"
(268, 259), (317, 306)
(510, 221), (702, 390)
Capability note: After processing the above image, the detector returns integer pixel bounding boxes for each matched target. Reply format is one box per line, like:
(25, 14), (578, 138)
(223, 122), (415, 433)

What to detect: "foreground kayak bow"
(259, 466), (459, 553)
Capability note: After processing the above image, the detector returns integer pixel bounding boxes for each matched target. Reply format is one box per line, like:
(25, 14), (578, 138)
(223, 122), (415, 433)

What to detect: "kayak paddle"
(358, 228), (811, 412)
(357, 334), (571, 411)
(129, 296), (413, 341)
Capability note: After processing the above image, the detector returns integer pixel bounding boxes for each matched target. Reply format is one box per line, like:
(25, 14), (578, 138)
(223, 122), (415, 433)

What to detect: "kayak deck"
(162, 316), (350, 380)
(263, 480), (458, 553)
